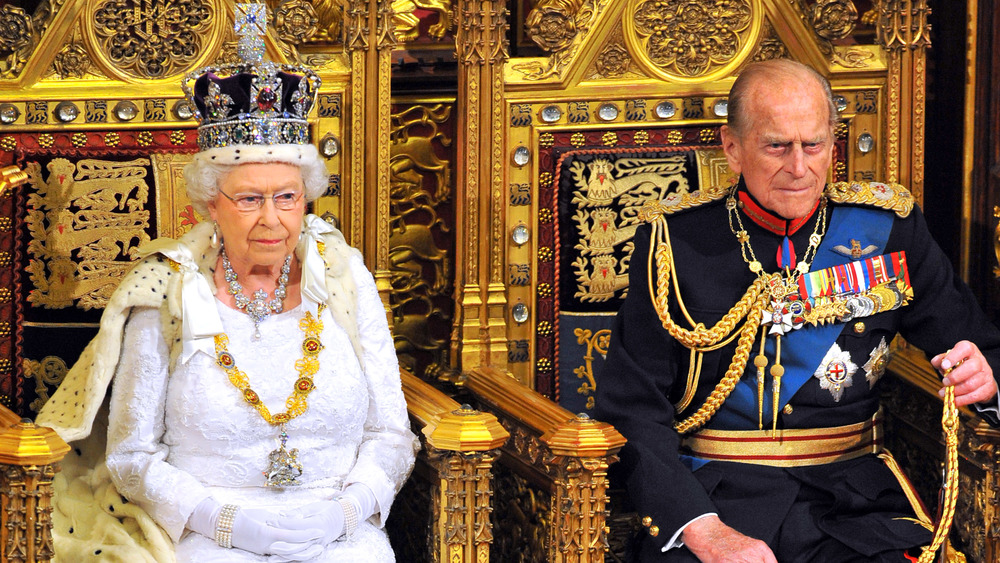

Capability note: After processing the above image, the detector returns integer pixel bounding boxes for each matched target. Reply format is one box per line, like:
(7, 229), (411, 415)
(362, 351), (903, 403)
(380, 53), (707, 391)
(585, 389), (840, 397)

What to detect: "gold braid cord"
(648, 218), (771, 434)
(917, 385), (960, 563)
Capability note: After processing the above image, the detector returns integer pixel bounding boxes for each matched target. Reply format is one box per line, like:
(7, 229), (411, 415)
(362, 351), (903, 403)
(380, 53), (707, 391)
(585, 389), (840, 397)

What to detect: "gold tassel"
(770, 335), (784, 436)
(754, 326), (768, 430)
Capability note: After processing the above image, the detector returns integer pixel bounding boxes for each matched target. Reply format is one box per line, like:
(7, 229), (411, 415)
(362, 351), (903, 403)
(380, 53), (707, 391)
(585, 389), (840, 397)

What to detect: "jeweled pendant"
(264, 425), (302, 487)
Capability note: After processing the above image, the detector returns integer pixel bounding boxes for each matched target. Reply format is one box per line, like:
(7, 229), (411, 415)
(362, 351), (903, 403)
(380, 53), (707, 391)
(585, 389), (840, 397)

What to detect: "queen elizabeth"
(36, 17), (417, 562)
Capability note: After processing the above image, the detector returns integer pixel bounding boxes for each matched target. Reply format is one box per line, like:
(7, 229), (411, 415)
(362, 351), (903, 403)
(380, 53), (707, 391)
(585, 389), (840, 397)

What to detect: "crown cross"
(236, 3), (267, 65)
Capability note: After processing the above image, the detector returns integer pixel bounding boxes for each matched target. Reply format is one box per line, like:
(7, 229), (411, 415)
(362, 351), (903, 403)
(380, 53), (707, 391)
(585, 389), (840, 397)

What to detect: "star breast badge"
(814, 343), (858, 402)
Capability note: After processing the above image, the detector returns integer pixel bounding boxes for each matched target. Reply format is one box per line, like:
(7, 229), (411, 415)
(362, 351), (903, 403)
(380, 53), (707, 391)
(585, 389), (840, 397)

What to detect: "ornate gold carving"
(2, 463), (60, 562)
(25, 159), (152, 310)
(512, 0), (604, 80)
(752, 22), (789, 61)
(572, 328), (610, 410)
(52, 42), (91, 80)
(23, 357), (68, 415)
(492, 463), (551, 561)
(594, 29), (632, 78)
(831, 46), (876, 68)
(0, 4), (39, 79)
(807, 0), (857, 40)
(389, 104), (454, 375)
(90, 0), (218, 79)
(877, 0), (931, 50)
(625, 0), (762, 83)
(393, 0), (454, 42)
(526, 0), (582, 52)
(273, 0), (320, 57)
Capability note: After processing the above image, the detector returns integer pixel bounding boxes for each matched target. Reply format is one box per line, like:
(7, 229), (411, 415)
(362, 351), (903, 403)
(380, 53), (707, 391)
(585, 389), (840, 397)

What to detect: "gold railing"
(465, 366), (626, 563)
(0, 405), (69, 563)
(397, 369), (509, 563)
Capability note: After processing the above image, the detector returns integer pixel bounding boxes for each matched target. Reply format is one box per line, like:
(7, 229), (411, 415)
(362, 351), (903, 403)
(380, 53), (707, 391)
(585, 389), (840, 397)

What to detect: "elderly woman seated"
(37, 38), (417, 562)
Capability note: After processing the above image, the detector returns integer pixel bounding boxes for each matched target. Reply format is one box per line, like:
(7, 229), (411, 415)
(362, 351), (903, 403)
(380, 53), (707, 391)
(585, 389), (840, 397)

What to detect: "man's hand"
(682, 515), (777, 563)
(931, 340), (998, 407)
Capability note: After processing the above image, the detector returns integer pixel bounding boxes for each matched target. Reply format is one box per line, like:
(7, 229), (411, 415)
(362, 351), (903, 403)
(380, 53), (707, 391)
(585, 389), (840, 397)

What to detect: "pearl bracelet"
(215, 504), (240, 548)
(336, 496), (358, 537)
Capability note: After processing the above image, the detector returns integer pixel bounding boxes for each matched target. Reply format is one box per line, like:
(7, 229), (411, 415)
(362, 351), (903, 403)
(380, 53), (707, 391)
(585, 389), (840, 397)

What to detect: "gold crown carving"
(181, 2), (320, 151)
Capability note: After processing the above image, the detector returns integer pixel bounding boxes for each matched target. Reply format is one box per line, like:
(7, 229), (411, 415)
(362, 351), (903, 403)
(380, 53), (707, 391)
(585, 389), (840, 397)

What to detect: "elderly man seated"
(596, 59), (1000, 562)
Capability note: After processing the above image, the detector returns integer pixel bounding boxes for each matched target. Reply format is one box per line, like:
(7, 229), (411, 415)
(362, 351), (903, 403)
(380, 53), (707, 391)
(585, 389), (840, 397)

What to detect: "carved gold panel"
(83, 0), (228, 81)
(623, 0), (763, 83)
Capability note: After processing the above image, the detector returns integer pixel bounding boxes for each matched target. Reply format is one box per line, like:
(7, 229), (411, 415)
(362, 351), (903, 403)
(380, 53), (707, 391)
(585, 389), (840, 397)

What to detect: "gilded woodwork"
(802, 0), (857, 41)
(0, 407), (69, 563)
(389, 103), (455, 377)
(624, 0), (762, 83)
(454, 1), (511, 372)
(393, 0), (454, 42)
(86, 0), (225, 80)
(401, 370), (508, 563)
(885, 345), (1000, 560)
(0, 1), (67, 80)
(465, 366), (626, 562)
(513, 0), (604, 80)
(21, 357), (67, 416)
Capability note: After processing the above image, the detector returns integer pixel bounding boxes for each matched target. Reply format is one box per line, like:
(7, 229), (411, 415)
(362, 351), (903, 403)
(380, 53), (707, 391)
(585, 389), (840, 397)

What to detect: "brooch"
(814, 343), (858, 402)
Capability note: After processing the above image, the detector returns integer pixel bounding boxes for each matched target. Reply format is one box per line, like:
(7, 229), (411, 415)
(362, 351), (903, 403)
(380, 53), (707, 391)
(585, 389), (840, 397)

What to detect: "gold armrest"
(0, 405), (70, 563)
(465, 366), (626, 562)
(400, 368), (508, 563)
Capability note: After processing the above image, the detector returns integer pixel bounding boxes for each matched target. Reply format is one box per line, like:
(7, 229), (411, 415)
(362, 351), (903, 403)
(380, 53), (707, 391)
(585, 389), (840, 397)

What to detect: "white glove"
(282, 483), (377, 546)
(187, 498), (324, 559)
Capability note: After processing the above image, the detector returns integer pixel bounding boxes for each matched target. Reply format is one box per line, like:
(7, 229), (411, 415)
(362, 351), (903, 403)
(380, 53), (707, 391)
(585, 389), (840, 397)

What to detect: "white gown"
(105, 256), (416, 562)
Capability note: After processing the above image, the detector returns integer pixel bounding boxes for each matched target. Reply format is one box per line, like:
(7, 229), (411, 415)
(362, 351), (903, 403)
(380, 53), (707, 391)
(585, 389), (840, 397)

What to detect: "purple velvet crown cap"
(192, 70), (309, 123)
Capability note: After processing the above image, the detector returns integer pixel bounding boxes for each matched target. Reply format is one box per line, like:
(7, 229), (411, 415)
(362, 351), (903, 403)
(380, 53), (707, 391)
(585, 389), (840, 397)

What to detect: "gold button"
(641, 516), (652, 527)
(854, 322), (865, 334)
(650, 525), (660, 537)
(783, 404), (793, 415)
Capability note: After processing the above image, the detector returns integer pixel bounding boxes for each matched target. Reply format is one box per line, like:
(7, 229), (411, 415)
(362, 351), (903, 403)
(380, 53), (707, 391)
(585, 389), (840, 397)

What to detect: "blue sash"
(681, 206), (893, 470)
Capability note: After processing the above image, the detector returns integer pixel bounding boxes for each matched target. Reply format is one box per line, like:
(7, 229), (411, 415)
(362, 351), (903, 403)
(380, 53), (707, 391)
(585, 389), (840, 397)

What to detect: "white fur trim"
(190, 143), (321, 168)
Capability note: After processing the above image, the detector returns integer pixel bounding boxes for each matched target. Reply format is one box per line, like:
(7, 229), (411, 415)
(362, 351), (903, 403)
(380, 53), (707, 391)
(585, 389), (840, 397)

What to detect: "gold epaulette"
(825, 181), (914, 218)
(638, 184), (731, 223)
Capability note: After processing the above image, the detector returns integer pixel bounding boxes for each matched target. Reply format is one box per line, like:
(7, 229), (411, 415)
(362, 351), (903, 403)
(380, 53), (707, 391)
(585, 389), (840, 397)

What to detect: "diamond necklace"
(221, 244), (292, 340)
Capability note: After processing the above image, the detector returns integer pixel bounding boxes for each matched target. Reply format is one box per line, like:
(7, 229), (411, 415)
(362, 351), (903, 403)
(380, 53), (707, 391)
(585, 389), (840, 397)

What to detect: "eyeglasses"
(218, 189), (303, 212)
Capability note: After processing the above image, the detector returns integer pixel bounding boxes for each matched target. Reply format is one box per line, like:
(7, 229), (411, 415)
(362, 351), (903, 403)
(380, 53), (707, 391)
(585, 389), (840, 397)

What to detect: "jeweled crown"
(182, 2), (320, 151)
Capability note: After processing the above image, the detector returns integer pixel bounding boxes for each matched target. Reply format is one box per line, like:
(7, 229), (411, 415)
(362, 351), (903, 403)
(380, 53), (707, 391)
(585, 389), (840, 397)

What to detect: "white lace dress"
(105, 256), (416, 562)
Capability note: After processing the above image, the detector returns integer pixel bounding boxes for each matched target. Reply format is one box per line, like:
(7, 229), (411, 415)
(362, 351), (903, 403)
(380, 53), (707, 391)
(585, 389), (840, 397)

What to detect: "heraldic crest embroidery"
(25, 158), (152, 310)
(553, 145), (731, 413)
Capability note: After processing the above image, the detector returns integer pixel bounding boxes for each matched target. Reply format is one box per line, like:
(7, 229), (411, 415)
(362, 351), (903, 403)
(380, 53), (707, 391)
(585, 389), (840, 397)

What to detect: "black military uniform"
(595, 180), (1000, 562)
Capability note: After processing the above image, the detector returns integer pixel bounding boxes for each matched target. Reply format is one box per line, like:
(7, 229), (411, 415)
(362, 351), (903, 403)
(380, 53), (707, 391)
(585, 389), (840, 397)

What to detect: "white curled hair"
(182, 143), (329, 218)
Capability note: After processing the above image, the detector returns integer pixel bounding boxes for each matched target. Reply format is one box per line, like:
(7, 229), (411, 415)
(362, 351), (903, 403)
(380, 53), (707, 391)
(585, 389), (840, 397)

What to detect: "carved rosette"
(526, 0), (580, 52)
(52, 43), (91, 79)
(87, 0), (223, 80)
(624, 0), (763, 83)
(752, 22), (788, 62)
(274, 0), (320, 45)
(595, 43), (630, 77)
(808, 0), (858, 41)
(0, 4), (34, 79)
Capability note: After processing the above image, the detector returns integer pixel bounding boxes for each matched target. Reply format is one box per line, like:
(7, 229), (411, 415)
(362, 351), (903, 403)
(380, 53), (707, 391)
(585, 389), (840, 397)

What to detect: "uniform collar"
(737, 179), (820, 236)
